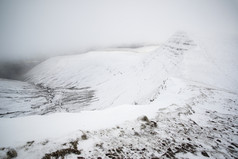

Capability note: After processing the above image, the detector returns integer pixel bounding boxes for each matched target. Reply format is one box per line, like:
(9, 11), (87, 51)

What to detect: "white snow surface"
(0, 103), (160, 147)
(0, 32), (238, 158)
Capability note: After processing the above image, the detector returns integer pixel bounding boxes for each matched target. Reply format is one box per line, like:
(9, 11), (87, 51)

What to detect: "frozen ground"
(0, 32), (238, 158)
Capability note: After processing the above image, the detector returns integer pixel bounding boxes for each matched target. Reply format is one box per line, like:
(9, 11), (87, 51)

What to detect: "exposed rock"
(201, 151), (209, 157)
(7, 149), (17, 158)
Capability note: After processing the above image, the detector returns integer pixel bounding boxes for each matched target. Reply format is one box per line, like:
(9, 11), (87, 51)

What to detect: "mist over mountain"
(0, 0), (238, 60)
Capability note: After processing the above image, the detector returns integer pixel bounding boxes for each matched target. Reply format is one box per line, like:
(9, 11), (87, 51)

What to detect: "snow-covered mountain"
(2, 32), (197, 116)
(0, 32), (238, 158)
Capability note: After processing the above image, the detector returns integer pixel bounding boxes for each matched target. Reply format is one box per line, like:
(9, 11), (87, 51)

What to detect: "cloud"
(0, 0), (238, 59)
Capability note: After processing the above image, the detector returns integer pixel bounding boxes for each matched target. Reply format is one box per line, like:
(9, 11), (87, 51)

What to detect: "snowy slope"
(0, 32), (238, 158)
(24, 32), (196, 113)
(0, 78), (237, 159)
(181, 34), (238, 93)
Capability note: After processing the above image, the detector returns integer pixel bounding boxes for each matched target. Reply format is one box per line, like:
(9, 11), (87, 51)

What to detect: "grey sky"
(0, 0), (238, 59)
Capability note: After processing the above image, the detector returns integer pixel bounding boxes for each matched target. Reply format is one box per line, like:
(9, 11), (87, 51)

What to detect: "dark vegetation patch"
(42, 139), (80, 159)
(69, 139), (79, 149)
(42, 148), (81, 159)
(161, 143), (197, 158)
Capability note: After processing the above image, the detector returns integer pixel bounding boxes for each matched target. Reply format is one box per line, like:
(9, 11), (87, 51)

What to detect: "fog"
(0, 0), (238, 60)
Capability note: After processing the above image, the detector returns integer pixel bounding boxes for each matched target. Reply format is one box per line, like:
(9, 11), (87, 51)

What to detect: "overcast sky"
(1, 0), (238, 59)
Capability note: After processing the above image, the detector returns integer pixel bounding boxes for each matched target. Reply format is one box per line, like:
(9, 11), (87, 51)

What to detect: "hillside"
(0, 32), (238, 158)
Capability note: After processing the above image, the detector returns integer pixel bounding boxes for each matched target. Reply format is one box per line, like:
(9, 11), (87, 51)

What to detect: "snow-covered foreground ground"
(0, 32), (238, 158)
